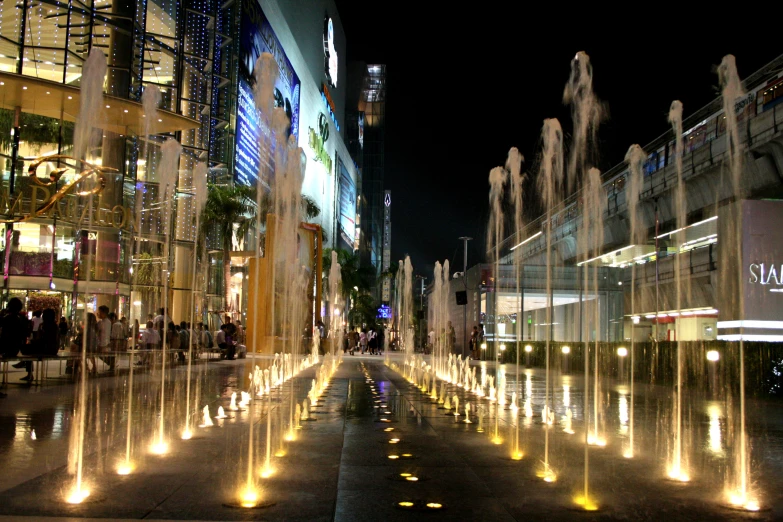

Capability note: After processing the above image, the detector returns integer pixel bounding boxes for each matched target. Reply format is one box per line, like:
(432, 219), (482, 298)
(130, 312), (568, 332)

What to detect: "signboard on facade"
(717, 199), (783, 341)
(236, 0), (301, 187)
(382, 190), (391, 302)
(337, 159), (356, 251)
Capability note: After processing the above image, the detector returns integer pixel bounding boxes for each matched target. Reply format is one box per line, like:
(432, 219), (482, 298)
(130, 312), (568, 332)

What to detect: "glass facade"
(0, 0), (238, 327)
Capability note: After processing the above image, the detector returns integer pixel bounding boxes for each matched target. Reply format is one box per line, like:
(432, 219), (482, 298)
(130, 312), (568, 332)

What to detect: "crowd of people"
(341, 326), (385, 355)
(0, 301), (249, 396)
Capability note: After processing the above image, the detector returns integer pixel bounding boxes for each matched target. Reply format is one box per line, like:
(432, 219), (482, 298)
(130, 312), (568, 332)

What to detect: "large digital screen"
(235, 0), (301, 187)
(338, 159), (356, 250)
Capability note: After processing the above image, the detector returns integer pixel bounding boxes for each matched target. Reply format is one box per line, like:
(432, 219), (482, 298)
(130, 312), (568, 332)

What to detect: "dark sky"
(334, 4), (778, 278)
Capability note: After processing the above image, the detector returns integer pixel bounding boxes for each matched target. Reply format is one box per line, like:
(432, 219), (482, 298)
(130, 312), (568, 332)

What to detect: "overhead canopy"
(0, 71), (199, 135)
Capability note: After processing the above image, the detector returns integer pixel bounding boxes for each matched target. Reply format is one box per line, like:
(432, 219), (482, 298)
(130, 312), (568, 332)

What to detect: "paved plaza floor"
(0, 353), (781, 520)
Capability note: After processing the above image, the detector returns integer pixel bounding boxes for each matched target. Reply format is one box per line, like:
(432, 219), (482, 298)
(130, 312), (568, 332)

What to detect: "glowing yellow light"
(66, 487), (90, 504)
(481, 343), (487, 350)
(116, 463), (133, 475)
(389, 438), (400, 443)
(240, 489), (258, 508)
(561, 346), (570, 354)
(380, 418), (390, 422)
(511, 452), (523, 460)
(400, 473), (412, 477)
(401, 453), (413, 457)
(536, 469), (557, 483)
(398, 501), (414, 507)
(492, 437), (503, 445)
(574, 495), (599, 511)
(384, 411), (392, 414)
(707, 350), (720, 362)
(524, 345), (533, 353)
(426, 502), (443, 509)
(384, 427), (395, 432)
(623, 450), (634, 459)
(150, 441), (169, 455)
(388, 455), (399, 460)
(667, 468), (690, 482)
(617, 347), (628, 357)
(406, 476), (419, 482)
(181, 430), (193, 440)
(285, 432), (295, 442)
(274, 450), (286, 458)
(260, 466), (275, 479)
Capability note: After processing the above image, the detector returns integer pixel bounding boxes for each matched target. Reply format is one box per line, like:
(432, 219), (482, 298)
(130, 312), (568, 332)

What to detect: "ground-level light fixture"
(706, 350), (720, 362)
(561, 346), (570, 354)
(524, 345), (533, 353)
(617, 347), (628, 357)
(481, 343), (487, 350)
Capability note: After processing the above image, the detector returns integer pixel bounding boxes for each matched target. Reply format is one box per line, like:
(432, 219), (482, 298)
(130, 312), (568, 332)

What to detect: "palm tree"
(201, 183), (255, 311)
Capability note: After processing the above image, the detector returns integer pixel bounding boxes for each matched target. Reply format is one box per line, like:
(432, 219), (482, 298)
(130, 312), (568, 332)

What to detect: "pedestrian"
(359, 329), (367, 354)
(96, 305), (114, 371)
(178, 321), (189, 362)
(470, 326), (479, 359)
(368, 328), (377, 355)
(58, 316), (69, 350)
(111, 313), (127, 351)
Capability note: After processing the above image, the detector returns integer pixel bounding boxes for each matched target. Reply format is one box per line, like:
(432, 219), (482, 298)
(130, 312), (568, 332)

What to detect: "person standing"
(96, 305), (114, 371)
(58, 316), (70, 351)
(470, 326), (479, 359)
(215, 324), (227, 359)
(21, 308), (59, 381)
(111, 313), (127, 352)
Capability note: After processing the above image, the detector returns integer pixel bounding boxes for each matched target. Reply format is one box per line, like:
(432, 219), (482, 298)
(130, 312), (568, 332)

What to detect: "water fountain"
(623, 144), (646, 459)
(536, 117), (563, 484)
(66, 47), (108, 505)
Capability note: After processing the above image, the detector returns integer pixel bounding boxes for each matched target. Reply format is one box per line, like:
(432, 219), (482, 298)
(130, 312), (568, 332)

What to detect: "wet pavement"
(0, 353), (780, 520)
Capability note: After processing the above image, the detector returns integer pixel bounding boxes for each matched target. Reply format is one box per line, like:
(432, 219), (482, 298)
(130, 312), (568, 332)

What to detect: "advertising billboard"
(338, 159), (356, 250)
(235, 0), (301, 187)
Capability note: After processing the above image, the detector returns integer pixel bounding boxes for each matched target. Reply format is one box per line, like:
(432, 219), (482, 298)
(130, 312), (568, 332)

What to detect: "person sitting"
(21, 308), (59, 381)
(1, 298), (29, 389)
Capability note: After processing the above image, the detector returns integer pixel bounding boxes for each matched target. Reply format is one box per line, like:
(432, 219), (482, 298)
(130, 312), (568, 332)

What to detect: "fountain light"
(402, 453), (413, 458)
(426, 503), (443, 509)
(66, 486), (90, 504)
(259, 466), (275, 479)
(706, 350), (720, 362)
(511, 451), (524, 460)
(667, 467), (690, 482)
(536, 468), (557, 483)
(561, 346), (570, 354)
(587, 434), (607, 447)
(406, 476), (419, 482)
(384, 427), (395, 432)
(623, 449), (634, 459)
(617, 347), (628, 357)
(400, 473), (412, 477)
(574, 495), (599, 511)
(284, 431), (296, 442)
(116, 462), (134, 475)
(150, 441), (169, 455)
(388, 455), (399, 460)
(524, 345), (533, 353)
(181, 430), (193, 440)
(274, 450), (286, 458)
(239, 488), (259, 508)
(398, 501), (414, 507)
(389, 438), (400, 443)
(492, 436), (503, 445)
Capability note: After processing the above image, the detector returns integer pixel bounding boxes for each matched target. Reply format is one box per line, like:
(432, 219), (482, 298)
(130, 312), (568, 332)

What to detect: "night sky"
(334, 4), (778, 277)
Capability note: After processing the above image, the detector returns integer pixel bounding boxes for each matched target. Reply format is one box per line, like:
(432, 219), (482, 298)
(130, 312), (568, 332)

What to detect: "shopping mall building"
(0, 0), (360, 326)
(447, 54), (783, 354)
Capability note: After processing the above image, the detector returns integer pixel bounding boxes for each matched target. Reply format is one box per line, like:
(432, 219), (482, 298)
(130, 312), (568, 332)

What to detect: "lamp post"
(458, 237), (472, 358)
